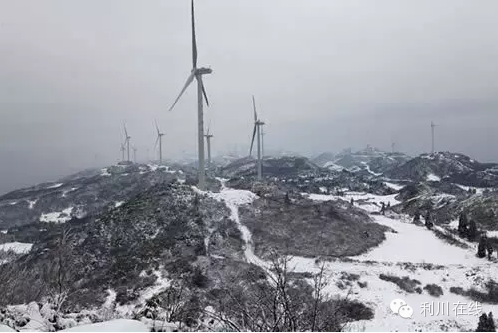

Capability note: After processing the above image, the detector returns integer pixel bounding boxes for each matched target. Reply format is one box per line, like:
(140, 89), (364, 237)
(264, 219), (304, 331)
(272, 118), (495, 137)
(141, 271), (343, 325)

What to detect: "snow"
(306, 191), (400, 213)
(361, 161), (382, 176)
(427, 173), (441, 182)
(60, 319), (148, 332)
(456, 184), (485, 195)
(324, 161), (344, 171)
(39, 207), (74, 223)
(0, 325), (15, 332)
(355, 216), (479, 265)
(100, 168), (111, 176)
(114, 201), (125, 208)
(1, 230), (7, 234)
(27, 199), (38, 209)
(46, 183), (63, 189)
(0, 242), (32, 254)
(384, 182), (404, 191)
(9, 201), (17, 206)
(61, 187), (78, 197)
(199, 180), (268, 269)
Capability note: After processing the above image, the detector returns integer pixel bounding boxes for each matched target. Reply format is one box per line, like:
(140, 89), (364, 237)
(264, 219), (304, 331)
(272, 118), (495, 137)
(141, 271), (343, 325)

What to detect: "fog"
(1, 0), (498, 194)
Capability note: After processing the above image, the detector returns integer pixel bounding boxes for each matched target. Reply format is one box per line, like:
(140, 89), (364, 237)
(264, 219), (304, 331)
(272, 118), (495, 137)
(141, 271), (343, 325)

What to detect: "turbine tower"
(168, 0), (212, 190)
(120, 143), (125, 162)
(204, 126), (214, 169)
(261, 124), (265, 158)
(132, 146), (137, 163)
(249, 96), (265, 180)
(431, 121), (437, 153)
(123, 124), (131, 162)
(154, 120), (165, 164)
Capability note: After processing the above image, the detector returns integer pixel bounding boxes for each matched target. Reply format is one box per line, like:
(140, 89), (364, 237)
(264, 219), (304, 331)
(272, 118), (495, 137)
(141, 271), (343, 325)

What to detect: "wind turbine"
(154, 120), (165, 164)
(261, 124), (265, 158)
(120, 143), (125, 162)
(204, 126), (214, 169)
(168, 0), (212, 190)
(123, 124), (131, 162)
(249, 95), (265, 180)
(132, 146), (137, 163)
(431, 121), (437, 153)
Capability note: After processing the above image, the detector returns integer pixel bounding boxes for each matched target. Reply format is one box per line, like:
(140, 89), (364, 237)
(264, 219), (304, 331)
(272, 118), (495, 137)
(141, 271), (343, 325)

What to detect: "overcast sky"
(1, 0), (498, 194)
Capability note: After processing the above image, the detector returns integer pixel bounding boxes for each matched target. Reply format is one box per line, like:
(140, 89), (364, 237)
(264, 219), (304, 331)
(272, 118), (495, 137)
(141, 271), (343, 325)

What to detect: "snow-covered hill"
(385, 151), (498, 186)
(0, 163), (185, 229)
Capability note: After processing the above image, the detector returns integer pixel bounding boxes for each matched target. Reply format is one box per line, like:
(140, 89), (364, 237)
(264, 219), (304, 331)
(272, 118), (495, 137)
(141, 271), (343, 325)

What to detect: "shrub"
(379, 274), (422, 294)
(424, 284), (444, 297)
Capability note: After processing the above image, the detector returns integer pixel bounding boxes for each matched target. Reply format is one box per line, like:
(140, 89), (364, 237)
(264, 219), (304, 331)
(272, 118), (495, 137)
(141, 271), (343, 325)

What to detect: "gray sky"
(1, 0), (498, 194)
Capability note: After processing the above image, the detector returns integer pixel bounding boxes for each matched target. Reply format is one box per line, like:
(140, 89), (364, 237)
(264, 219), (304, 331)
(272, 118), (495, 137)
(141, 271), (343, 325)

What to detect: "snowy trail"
(201, 180), (269, 269)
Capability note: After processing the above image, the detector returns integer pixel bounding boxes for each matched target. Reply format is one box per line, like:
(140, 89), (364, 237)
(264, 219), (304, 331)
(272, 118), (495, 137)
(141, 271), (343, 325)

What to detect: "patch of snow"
(306, 191), (400, 213)
(60, 319), (149, 332)
(39, 207), (74, 223)
(0, 242), (32, 254)
(427, 173), (441, 182)
(361, 161), (383, 176)
(455, 184), (485, 195)
(0, 324), (15, 332)
(0, 230), (7, 234)
(384, 182), (404, 191)
(27, 199), (38, 209)
(114, 201), (125, 208)
(61, 187), (78, 198)
(100, 168), (111, 177)
(319, 186), (327, 193)
(9, 201), (17, 206)
(356, 215), (479, 265)
(46, 183), (63, 189)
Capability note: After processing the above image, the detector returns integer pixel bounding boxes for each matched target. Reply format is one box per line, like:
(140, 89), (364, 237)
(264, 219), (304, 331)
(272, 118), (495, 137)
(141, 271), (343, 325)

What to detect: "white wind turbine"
(154, 120), (165, 164)
(120, 143), (125, 162)
(249, 96), (265, 180)
(132, 146), (137, 163)
(204, 126), (214, 169)
(168, 0), (212, 190)
(123, 123), (131, 162)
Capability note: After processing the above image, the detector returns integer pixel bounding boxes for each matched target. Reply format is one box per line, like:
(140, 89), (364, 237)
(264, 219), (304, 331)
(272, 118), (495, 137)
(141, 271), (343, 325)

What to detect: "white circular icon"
(398, 305), (414, 319)
(390, 299), (407, 314)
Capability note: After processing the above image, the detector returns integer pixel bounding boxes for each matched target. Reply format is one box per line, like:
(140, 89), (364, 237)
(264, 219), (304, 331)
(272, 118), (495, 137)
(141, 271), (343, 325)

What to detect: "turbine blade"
(201, 80), (209, 107)
(249, 124), (257, 156)
(124, 124), (128, 138)
(155, 119), (160, 135)
(252, 95), (257, 121)
(191, 0), (197, 69)
(169, 72), (195, 111)
(154, 136), (160, 148)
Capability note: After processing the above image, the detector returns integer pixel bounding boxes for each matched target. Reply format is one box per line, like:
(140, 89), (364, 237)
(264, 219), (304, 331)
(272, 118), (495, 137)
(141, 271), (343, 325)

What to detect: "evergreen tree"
(468, 220), (478, 241)
(284, 193), (291, 205)
(478, 236), (488, 258)
(487, 243), (494, 261)
(413, 211), (421, 223)
(425, 212), (434, 230)
(476, 312), (496, 332)
(458, 213), (469, 237)
(350, 198), (354, 205)
(381, 202), (386, 215)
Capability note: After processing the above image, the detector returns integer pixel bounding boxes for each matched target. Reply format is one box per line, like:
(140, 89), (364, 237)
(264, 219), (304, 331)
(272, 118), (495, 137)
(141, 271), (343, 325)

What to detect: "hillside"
(0, 163), (185, 229)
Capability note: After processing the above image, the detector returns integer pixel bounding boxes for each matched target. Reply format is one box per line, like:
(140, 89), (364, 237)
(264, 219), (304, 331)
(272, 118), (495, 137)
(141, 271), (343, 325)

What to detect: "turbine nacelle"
(195, 67), (212, 75)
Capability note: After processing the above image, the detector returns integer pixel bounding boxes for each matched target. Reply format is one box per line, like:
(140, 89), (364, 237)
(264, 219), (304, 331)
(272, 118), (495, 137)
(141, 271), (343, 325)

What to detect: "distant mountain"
(313, 147), (411, 175)
(385, 151), (498, 186)
(0, 163), (185, 229)
(222, 156), (321, 178)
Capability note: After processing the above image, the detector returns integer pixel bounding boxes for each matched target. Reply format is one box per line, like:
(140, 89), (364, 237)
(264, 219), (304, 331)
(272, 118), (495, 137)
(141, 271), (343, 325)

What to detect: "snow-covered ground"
(384, 182), (405, 191)
(27, 199), (37, 209)
(114, 201), (125, 208)
(0, 242), (32, 254)
(305, 191), (400, 213)
(39, 207), (73, 223)
(427, 173), (441, 182)
(60, 319), (149, 332)
(455, 184), (486, 195)
(46, 183), (63, 189)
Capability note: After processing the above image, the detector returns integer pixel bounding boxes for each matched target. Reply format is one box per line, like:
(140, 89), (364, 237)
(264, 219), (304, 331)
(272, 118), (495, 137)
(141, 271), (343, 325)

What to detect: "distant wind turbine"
(132, 146), (137, 163)
(120, 143), (125, 162)
(431, 121), (437, 153)
(154, 120), (165, 164)
(204, 126), (214, 169)
(249, 96), (265, 180)
(123, 123), (131, 162)
(168, 0), (212, 190)
(261, 124), (265, 158)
